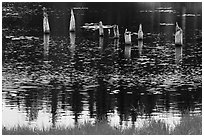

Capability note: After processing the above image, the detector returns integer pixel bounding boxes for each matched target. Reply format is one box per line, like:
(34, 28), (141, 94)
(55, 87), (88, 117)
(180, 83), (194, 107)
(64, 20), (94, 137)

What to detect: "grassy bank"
(2, 115), (202, 135)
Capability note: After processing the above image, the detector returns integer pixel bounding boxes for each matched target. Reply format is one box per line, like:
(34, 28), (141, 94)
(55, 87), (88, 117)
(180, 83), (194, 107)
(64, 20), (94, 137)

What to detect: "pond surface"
(2, 2), (202, 130)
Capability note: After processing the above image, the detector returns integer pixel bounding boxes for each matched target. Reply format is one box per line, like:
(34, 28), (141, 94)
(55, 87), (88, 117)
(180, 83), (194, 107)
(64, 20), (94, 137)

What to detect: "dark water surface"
(2, 2), (202, 130)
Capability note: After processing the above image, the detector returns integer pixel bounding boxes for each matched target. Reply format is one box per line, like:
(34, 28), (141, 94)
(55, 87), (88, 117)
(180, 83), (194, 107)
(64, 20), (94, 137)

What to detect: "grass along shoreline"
(2, 115), (202, 135)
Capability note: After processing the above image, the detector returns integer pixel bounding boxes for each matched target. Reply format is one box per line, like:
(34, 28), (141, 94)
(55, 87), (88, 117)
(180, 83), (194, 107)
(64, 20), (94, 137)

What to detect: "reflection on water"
(99, 37), (104, 52)
(124, 45), (131, 59)
(70, 32), (76, 45)
(2, 2), (202, 130)
(175, 46), (182, 65)
(69, 32), (76, 58)
(43, 34), (50, 64)
(114, 38), (119, 51)
(138, 40), (143, 57)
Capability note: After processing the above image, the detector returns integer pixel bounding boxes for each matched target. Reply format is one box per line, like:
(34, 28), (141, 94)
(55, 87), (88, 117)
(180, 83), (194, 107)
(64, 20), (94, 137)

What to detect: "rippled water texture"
(2, 2), (202, 130)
